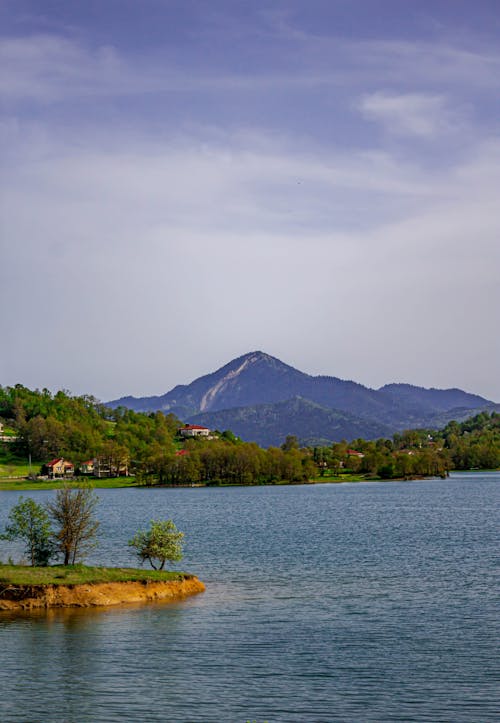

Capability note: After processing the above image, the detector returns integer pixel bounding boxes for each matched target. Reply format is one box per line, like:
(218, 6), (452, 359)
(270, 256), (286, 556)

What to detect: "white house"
(178, 424), (211, 438)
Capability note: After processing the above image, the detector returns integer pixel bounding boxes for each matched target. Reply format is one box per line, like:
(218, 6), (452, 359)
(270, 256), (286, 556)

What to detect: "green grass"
(0, 563), (188, 586)
(0, 478), (139, 491)
(309, 472), (374, 483)
(0, 461), (34, 479)
(0, 447), (40, 480)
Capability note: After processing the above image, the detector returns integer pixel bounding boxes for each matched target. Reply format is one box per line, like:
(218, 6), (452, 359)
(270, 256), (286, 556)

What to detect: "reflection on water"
(0, 474), (499, 722)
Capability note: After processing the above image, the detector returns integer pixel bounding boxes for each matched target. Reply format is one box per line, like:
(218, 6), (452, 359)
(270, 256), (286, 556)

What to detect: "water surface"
(0, 474), (498, 722)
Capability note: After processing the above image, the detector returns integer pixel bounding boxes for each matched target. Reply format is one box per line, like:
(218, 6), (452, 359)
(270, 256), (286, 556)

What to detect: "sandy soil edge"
(0, 577), (205, 610)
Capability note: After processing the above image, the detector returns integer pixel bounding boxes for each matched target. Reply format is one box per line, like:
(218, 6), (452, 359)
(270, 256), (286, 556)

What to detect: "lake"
(0, 473), (498, 722)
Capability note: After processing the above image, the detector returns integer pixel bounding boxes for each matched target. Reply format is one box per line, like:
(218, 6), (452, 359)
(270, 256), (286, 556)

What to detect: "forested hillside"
(189, 396), (392, 447)
(1, 385), (498, 485)
(0, 385), (179, 470)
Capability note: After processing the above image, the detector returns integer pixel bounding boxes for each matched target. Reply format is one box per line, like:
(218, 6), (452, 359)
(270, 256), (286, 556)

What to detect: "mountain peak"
(228, 350), (290, 367)
(197, 351), (302, 412)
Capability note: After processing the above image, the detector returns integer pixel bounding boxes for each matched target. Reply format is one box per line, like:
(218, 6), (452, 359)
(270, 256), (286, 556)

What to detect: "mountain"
(110, 352), (309, 417)
(108, 351), (497, 445)
(379, 383), (489, 413)
(109, 351), (391, 418)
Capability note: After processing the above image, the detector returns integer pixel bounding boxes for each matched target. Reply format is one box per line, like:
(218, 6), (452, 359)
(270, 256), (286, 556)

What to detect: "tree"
(128, 519), (184, 570)
(1, 497), (54, 566)
(46, 484), (99, 565)
(281, 434), (299, 452)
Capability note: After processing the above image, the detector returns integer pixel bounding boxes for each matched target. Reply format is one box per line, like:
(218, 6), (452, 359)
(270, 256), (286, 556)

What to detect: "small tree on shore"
(46, 483), (99, 565)
(128, 519), (184, 570)
(1, 497), (54, 566)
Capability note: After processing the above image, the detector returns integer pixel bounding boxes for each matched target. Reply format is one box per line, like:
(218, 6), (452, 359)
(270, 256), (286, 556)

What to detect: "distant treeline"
(0, 385), (499, 484)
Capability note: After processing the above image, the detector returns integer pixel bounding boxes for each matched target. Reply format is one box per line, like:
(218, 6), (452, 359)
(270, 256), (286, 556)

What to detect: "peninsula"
(0, 565), (205, 611)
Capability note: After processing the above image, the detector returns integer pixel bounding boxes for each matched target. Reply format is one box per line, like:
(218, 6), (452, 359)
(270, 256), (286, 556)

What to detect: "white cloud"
(2, 31), (499, 107)
(1, 123), (500, 399)
(0, 35), (123, 100)
(349, 39), (500, 90)
(0, 33), (338, 103)
(1, 23), (500, 401)
(357, 92), (458, 137)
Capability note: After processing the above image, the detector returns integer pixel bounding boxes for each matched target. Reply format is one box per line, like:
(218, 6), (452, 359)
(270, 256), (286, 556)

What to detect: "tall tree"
(46, 484), (99, 565)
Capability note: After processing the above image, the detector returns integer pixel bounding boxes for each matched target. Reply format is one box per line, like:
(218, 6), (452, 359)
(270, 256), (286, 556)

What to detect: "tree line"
(1, 385), (499, 484)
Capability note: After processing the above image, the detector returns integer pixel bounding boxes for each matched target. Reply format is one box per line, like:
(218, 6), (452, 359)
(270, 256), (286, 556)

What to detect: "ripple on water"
(0, 474), (499, 722)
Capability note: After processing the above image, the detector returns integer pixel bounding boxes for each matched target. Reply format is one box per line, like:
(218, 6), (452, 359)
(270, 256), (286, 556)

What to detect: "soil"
(0, 577), (205, 610)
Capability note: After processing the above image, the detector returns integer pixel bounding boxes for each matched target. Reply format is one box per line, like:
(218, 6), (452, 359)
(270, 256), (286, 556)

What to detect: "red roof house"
(45, 458), (75, 478)
(178, 424), (210, 438)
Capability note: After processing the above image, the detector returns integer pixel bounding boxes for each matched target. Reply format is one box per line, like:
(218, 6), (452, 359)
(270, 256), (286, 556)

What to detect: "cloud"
(1, 20), (499, 401)
(345, 39), (500, 90)
(0, 123), (439, 247)
(1, 120), (499, 398)
(357, 92), (458, 138)
(2, 31), (499, 107)
(0, 35), (124, 101)
(0, 33), (338, 103)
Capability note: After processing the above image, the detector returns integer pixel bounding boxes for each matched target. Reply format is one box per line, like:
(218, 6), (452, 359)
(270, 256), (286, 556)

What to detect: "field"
(0, 447), (35, 481)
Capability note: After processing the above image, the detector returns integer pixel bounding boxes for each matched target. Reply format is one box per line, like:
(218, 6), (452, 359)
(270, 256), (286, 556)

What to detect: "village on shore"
(1, 387), (499, 487)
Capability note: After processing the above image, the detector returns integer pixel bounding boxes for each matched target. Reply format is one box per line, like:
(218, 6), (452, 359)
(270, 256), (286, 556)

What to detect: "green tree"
(281, 434), (299, 452)
(128, 519), (184, 570)
(1, 497), (54, 566)
(46, 484), (100, 565)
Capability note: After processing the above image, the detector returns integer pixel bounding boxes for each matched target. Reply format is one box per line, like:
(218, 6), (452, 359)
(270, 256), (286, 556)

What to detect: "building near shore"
(44, 458), (75, 478)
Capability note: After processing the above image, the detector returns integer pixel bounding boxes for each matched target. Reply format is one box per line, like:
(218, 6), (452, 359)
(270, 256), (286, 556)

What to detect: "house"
(347, 449), (365, 458)
(79, 459), (95, 475)
(93, 456), (129, 478)
(178, 424), (211, 438)
(45, 458), (74, 478)
(175, 449), (190, 456)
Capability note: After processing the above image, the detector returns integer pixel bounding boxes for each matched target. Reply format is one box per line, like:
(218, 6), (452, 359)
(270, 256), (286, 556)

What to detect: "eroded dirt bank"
(0, 576), (205, 610)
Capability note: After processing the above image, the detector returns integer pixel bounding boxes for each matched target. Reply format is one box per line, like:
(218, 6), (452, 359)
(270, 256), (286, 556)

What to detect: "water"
(0, 473), (498, 722)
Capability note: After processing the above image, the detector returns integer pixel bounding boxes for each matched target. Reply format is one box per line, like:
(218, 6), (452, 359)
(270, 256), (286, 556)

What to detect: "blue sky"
(1, 0), (499, 401)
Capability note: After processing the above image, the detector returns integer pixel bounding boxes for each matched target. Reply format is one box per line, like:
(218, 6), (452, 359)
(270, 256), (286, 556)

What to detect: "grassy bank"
(0, 564), (187, 586)
(308, 473), (371, 483)
(0, 477), (139, 491)
(1, 475), (368, 491)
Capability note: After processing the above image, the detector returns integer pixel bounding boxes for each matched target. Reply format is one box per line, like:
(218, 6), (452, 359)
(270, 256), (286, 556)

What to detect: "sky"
(1, 0), (499, 402)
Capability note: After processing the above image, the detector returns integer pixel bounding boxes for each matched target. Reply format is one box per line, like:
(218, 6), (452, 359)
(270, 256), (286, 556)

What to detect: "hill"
(188, 396), (392, 448)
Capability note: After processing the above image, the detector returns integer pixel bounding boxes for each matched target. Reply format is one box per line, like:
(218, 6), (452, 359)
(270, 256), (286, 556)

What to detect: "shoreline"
(0, 473), (437, 491)
(1, 469), (497, 492)
(0, 575), (205, 611)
